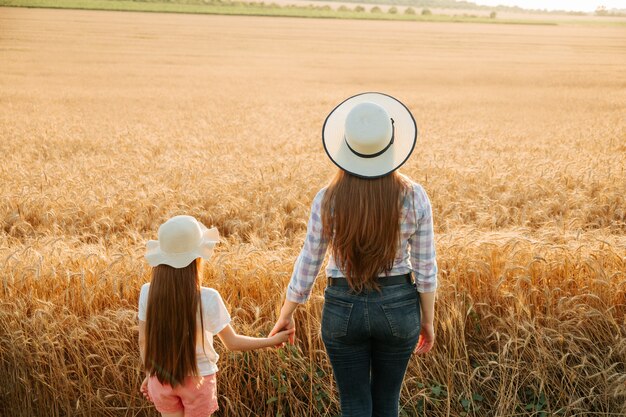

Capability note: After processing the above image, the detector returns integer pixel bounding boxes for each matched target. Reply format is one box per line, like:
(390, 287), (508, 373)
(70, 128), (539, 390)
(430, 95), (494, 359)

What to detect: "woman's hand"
(140, 375), (152, 402)
(269, 315), (296, 347)
(414, 323), (435, 354)
(269, 300), (299, 346)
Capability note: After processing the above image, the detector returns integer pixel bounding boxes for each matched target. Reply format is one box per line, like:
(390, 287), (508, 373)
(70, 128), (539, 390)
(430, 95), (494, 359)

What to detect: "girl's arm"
(217, 324), (295, 351)
(138, 319), (151, 401)
(138, 319), (146, 367)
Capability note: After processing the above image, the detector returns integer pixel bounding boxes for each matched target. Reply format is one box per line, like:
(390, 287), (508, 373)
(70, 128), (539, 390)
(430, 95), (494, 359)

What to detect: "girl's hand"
(140, 375), (152, 403)
(269, 316), (296, 347)
(270, 328), (296, 347)
(414, 323), (435, 355)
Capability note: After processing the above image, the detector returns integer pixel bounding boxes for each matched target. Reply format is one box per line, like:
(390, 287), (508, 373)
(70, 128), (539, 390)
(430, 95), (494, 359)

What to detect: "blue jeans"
(321, 282), (421, 417)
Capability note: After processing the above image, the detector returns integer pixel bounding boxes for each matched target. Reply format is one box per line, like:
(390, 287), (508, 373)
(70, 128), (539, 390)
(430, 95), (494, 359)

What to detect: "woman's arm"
(409, 184), (438, 354)
(270, 191), (328, 342)
(415, 291), (436, 354)
(285, 190), (329, 304)
(409, 185), (438, 295)
(268, 300), (299, 345)
(418, 291), (436, 326)
(217, 324), (295, 351)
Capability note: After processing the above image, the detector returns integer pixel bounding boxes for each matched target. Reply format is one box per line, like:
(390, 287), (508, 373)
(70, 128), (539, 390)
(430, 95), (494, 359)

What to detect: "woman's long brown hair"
(144, 258), (203, 387)
(322, 170), (408, 292)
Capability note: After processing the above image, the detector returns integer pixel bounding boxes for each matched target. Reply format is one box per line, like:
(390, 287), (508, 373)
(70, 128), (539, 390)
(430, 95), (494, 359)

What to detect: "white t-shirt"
(138, 284), (231, 376)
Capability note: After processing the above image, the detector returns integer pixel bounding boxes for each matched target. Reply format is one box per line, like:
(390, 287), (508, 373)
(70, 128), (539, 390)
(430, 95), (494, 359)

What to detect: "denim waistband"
(327, 273), (412, 287)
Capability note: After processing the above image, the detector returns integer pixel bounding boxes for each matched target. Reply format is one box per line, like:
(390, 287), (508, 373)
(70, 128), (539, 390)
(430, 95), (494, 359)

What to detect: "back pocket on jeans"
(321, 297), (354, 339)
(381, 297), (420, 339)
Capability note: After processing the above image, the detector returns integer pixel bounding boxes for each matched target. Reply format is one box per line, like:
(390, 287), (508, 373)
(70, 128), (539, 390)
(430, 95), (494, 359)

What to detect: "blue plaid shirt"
(287, 180), (438, 303)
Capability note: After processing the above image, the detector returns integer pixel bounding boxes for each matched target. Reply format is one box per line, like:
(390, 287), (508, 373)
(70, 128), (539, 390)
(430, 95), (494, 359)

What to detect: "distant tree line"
(107, 0), (626, 15)
(595, 6), (626, 17)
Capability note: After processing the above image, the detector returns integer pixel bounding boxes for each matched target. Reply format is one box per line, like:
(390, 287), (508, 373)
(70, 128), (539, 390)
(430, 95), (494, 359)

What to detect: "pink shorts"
(147, 374), (218, 417)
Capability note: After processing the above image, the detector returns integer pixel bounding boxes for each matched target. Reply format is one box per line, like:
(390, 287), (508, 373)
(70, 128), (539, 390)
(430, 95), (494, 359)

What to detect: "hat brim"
(322, 92), (417, 179)
(144, 225), (219, 268)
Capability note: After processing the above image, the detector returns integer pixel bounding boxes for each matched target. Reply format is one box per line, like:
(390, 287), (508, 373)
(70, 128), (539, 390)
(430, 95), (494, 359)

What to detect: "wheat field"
(0, 6), (625, 417)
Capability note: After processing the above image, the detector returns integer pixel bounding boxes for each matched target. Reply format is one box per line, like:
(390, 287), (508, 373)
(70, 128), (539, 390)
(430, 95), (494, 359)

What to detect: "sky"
(471, 0), (626, 11)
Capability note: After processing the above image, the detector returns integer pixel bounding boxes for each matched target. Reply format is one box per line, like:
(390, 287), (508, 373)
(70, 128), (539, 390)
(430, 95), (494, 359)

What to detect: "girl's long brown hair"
(144, 258), (204, 387)
(322, 170), (408, 292)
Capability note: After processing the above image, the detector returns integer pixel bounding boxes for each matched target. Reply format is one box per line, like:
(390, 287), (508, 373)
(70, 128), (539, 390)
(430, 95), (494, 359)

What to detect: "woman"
(270, 92), (438, 417)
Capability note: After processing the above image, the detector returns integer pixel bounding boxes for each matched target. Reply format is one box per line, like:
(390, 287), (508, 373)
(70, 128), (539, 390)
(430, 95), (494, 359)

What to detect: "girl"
(138, 215), (293, 417)
(270, 93), (438, 417)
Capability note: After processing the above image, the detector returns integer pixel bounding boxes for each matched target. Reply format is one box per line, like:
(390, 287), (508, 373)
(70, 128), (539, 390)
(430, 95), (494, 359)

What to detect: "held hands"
(414, 323), (435, 355)
(269, 327), (296, 347)
(269, 315), (296, 347)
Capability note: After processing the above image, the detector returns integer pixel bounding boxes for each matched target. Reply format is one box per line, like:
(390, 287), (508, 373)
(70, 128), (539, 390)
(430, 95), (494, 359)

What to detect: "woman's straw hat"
(322, 92), (417, 178)
(145, 215), (219, 268)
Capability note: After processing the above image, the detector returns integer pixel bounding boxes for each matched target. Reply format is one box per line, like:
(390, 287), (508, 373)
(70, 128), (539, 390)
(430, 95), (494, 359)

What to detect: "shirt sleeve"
(137, 283), (149, 321)
(202, 289), (231, 334)
(408, 184), (438, 293)
(286, 189), (329, 303)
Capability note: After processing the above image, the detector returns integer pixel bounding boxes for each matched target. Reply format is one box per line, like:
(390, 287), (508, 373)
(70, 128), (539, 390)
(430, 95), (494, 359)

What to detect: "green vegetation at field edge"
(1, 0), (562, 25)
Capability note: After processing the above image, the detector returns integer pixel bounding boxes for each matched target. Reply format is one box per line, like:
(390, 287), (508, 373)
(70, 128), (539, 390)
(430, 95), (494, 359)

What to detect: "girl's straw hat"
(322, 92), (417, 179)
(145, 215), (219, 268)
